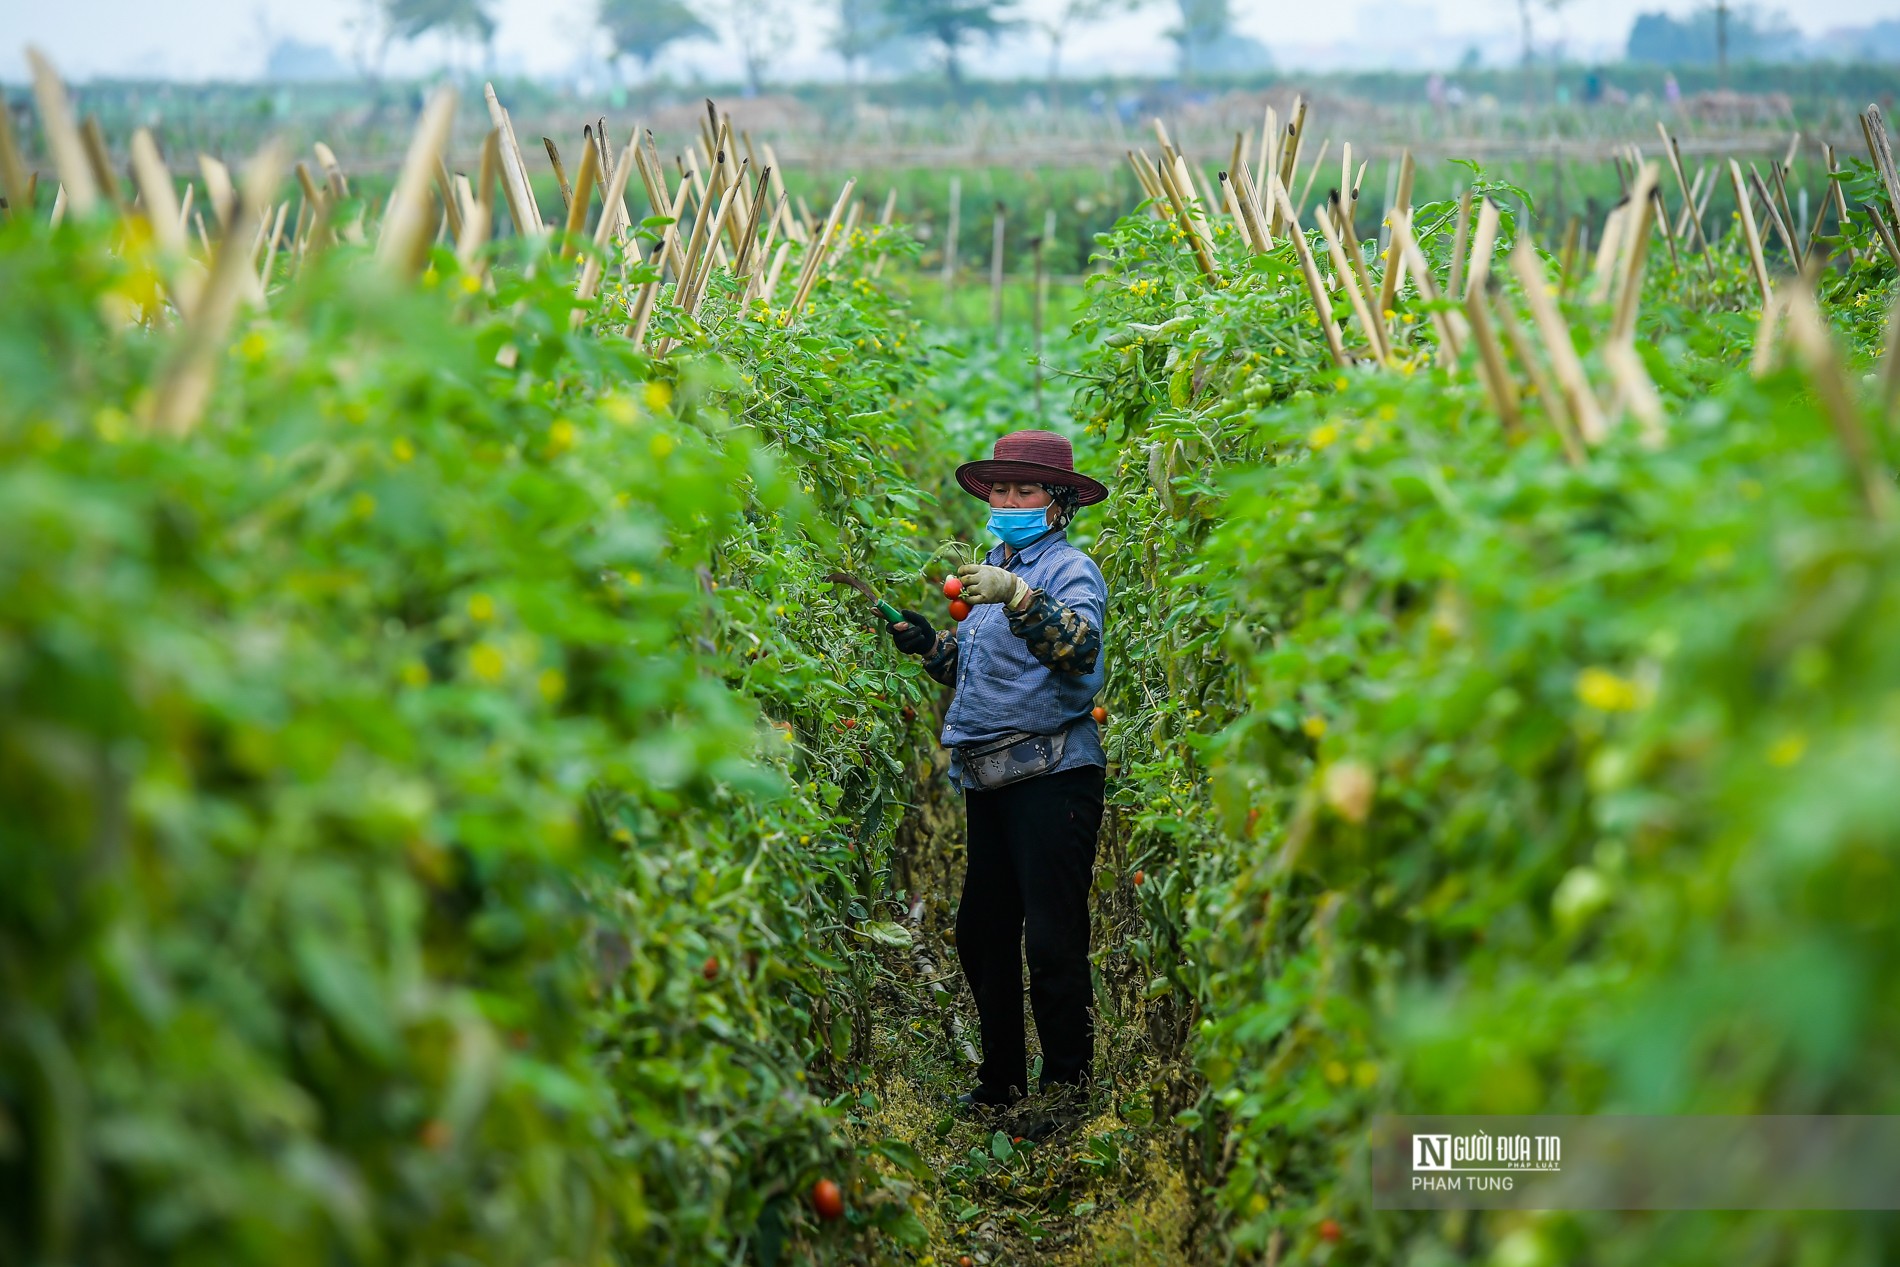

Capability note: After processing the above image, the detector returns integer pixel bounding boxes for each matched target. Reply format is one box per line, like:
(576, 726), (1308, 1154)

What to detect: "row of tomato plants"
(0, 207), (974, 1264)
(1067, 168), (1900, 1262)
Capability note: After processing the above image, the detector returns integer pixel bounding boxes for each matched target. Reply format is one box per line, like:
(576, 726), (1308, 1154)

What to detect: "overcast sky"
(4, 0), (1896, 83)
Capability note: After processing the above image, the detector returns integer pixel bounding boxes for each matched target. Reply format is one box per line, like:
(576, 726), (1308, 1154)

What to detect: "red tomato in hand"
(948, 599), (972, 621)
(812, 1177), (844, 1221)
(943, 576), (963, 599)
(1133, 870), (1145, 887)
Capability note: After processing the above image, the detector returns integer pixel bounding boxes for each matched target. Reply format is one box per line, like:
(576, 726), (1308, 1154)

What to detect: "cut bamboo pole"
(1295, 138), (1330, 218)
(1447, 189), (1475, 301)
(1375, 150), (1414, 327)
(1510, 236), (1607, 444)
(573, 138), (639, 326)
(151, 141), (284, 435)
(0, 95), (30, 219)
(1267, 174), (1347, 368)
(543, 137), (574, 215)
(1332, 191), (1382, 357)
(1152, 152), (1218, 280)
(27, 49), (99, 216)
(1588, 202), (1626, 304)
(1467, 196), (1502, 294)
(1750, 291), (1785, 378)
(1231, 161), (1272, 254)
(78, 116), (125, 215)
(559, 138), (601, 257)
(787, 178), (857, 324)
(1490, 283), (1584, 465)
(1749, 163), (1800, 268)
(483, 84), (540, 237)
(1463, 286), (1522, 432)
(1388, 208), (1461, 366)
(1727, 159), (1773, 306)
(128, 129), (187, 256)
(1783, 282), (1894, 521)
(1768, 158), (1802, 266)
(1219, 171), (1254, 248)
(1601, 339), (1667, 447)
(259, 200), (288, 293)
(1860, 106), (1900, 240)
(1314, 200), (1384, 361)
(294, 162), (333, 254)
(759, 240), (793, 310)
(1610, 164), (1660, 345)
(378, 88), (456, 280)
(433, 152), (464, 244)
(733, 167), (774, 278)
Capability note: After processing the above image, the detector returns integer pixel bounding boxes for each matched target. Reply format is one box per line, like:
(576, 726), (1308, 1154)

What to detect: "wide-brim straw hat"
(954, 429), (1109, 506)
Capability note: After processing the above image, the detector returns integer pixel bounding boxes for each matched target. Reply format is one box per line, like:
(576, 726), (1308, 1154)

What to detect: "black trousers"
(957, 763), (1106, 1096)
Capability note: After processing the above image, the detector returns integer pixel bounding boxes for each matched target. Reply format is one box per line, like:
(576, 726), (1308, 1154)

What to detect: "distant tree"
(1169, 0), (1229, 79)
(598, 0), (715, 80)
(831, 0), (891, 84)
(381, 0), (497, 69)
(882, 0), (1021, 88)
(1625, 4), (1798, 66)
(710, 0), (797, 95)
(1034, 0), (1150, 90)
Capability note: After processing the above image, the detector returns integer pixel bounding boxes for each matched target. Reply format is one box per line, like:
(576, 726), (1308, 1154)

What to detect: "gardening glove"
(955, 562), (1032, 611)
(886, 608), (938, 657)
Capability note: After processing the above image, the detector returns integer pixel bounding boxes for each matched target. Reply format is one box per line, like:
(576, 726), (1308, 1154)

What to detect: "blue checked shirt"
(922, 529), (1107, 789)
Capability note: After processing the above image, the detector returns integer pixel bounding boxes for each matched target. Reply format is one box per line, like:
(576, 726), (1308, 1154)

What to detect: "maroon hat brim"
(955, 459), (1109, 506)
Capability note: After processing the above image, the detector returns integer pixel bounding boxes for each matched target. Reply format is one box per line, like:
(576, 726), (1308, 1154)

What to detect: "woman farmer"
(886, 429), (1109, 1109)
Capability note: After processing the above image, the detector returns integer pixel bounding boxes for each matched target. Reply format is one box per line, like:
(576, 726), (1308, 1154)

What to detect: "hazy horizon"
(7, 0), (1900, 86)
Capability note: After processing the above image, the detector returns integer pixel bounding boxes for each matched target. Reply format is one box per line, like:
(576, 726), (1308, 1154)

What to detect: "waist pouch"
(960, 726), (1068, 790)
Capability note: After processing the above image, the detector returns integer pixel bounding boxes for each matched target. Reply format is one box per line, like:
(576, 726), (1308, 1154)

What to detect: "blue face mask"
(988, 506), (1052, 549)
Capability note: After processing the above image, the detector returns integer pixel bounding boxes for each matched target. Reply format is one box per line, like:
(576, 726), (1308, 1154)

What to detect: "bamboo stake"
(27, 49), (99, 216)
(743, 191), (787, 306)
(483, 84), (540, 237)
(294, 162), (333, 254)
(1388, 208), (1461, 366)
(1448, 189), (1475, 301)
(1510, 237), (1607, 444)
(1267, 174), (1347, 367)
(573, 138), (639, 326)
(1333, 190), (1382, 356)
(1812, 144), (1852, 264)
(1860, 106), (1900, 239)
(787, 178), (857, 324)
(433, 152), (464, 243)
(1231, 161), (1272, 255)
(559, 138), (601, 257)
(1601, 339), (1667, 447)
(1768, 158), (1802, 267)
(1153, 153), (1218, 280)
(1375, 150), (1414, 327)
(543, 137), (574, 215)
(1467, 196), (1502, 294)
(1588, 202), (1626, 304)
(759, 240), (792, 310)
(0, 94), (30, 220)
(1463, 286), (1522, 432)
(1749, 164), (1800, 268)
(1490, 283), (1584, 465)
(51, 184), (68, 227)
(733, 167), (774, 278)
(1783, 282), (1894, 521)
(1727, 159), (1773, 306)
(150, 141), (284, 435)
(1610, 164), (1660, 345)
(378, 88), (457, 281)
(259, 200), (288, 293)
(1750, 291), (1785, 378)
(78, 117), (125, 215)
(128, 129), (187, 256)
(1315, 200), (1384, 361)
(1219, 171), (1254, 247)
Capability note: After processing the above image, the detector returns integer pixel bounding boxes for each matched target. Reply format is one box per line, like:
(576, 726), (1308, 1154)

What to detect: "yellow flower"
(538, 668), (567, 702)
(1576, 667), (1641, 712)
(1309, 422), (1341, 450)
(1302, 715), (1327, 738)
(392, 437), (416, 463)
(601, 394), (637, 425)
(238, 331), (269, 363)
(547, 418), (579, 455)
(1767, 732), (1806, 767)
(467, 592), (496, 622)
(649, 432), (676, 459)
(459, 273), (482, 294)
(643, 381), (673, 411)
(469, 642), (506, 683)
(1353, 1060), (1379, 1088)
(1334, 376), (1349, 391)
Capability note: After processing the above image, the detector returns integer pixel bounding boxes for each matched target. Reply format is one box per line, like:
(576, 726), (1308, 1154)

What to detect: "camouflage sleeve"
(921, 630), (959, 687)
(1006, 588), (1100, 674)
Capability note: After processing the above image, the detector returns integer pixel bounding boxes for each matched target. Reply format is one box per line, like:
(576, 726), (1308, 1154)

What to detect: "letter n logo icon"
(1414, 1134), (1451, 1171)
